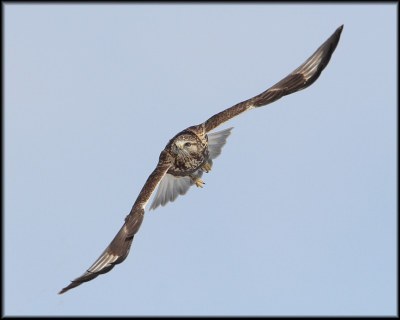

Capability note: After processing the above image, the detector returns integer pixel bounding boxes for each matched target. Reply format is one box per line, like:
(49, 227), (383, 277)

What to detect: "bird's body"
(166, 125), (208, 177)
(150, 124), (232, 209)
(59, 25), (343, 294)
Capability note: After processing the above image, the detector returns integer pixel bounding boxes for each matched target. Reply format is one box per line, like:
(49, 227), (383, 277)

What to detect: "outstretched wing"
(58, 151), (172, 294)
(149, 127), (233, 210)
(204, 25), (343, 132)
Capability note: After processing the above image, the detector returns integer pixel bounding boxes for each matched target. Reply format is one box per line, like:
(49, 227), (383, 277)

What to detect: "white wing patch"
(149, 174), (194, 210)
(149, 127), (233, 210)
(208, 127), (233, 159)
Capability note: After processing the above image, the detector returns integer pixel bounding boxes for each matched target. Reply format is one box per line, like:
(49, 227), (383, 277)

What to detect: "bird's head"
(171, 134), (202, 156)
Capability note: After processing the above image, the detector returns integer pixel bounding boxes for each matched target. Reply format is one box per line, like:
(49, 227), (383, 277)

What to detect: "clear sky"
(4, 3), (396, 316)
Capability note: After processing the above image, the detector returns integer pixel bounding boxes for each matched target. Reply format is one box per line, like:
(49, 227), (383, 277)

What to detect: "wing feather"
(204, 25), (343, 132)
(207, 127), (233, 159)
(149, 174), (194, 210)
(59, 151), (172, 294)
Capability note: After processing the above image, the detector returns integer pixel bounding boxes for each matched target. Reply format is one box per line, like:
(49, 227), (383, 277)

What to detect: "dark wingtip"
(58, 285), (71, 295)
(58, 281), (81, 295)
(337, 25), (344, 37)
(329, 25), (344, 54)
(58, 287), (68, 295)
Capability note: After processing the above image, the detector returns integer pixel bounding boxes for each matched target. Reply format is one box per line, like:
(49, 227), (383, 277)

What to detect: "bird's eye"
(184, 142), (192, 148)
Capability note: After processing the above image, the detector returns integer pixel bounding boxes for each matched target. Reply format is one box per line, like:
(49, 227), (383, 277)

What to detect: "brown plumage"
(59, 25), (343, 294)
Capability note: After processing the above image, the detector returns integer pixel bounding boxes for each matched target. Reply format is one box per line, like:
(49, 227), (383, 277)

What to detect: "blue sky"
(4, 3), (396, 316)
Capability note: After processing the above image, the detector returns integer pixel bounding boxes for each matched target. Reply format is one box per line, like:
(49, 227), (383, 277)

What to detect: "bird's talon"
(202, 162), (212, 173)
(194, 178), (205, 188)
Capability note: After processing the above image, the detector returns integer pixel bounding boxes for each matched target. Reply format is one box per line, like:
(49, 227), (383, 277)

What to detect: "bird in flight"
(59, 25), (343, 294)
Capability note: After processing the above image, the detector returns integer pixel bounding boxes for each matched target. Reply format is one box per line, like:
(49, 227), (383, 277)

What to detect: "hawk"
(59, 25), (343, 294)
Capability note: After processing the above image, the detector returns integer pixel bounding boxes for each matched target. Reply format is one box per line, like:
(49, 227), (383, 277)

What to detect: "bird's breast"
(168, 147), (209, 177)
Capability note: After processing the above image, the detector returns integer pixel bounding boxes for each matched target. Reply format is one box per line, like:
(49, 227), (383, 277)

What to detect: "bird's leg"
(201, 162), (212, 173)
(190, 175), (205, 188)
